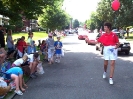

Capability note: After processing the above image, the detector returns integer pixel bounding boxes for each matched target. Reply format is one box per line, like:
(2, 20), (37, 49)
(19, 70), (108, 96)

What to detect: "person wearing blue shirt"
(54, 36), (63, 63)
(5, 66), (30, 95)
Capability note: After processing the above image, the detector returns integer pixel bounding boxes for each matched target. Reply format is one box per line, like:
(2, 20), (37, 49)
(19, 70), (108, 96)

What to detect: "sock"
(110, 77), (112, 79)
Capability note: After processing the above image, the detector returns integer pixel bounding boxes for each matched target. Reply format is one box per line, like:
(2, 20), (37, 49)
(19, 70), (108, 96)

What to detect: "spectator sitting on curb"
(40, 40), (48, 61)
(5, 66), (30, 95)
(12, 55), (28, 67)
(22, 52), (41, 78)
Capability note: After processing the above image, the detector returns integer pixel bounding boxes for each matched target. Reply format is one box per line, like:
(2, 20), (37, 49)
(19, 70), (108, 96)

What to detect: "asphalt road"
(14, 34), (133, 99)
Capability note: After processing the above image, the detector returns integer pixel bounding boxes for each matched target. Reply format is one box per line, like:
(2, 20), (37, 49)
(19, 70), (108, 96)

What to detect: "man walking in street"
(96, 22), (120, 84)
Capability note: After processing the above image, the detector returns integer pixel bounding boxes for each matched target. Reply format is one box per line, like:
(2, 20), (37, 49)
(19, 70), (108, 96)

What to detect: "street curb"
(5, 77), (30, 99)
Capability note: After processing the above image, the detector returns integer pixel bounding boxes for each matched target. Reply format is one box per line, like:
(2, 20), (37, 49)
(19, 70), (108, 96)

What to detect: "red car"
(78, 30), (88, 40)
(85, 33), (98, 45)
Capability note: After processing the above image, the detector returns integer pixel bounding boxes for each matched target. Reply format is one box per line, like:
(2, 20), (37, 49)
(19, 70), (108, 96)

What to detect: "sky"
(63, 0), (101, 22)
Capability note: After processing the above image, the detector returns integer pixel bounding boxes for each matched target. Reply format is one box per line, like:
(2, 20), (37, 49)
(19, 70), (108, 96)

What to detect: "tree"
(0, 0), (63, 21)
(96, 0), (133, 27)
(86, 12), (102, 31)
(73, 19), (79, 28)
(38, 6), (70, 31)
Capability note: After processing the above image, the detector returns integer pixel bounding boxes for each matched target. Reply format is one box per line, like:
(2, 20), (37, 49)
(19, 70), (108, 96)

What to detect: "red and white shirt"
(97, 32), (119, 46)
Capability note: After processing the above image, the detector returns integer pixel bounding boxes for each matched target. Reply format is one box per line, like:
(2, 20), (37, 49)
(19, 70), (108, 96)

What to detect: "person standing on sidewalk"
(54, 36), (63, 63)
(46, 33), (55, 64)
(95, 22), (120, 85)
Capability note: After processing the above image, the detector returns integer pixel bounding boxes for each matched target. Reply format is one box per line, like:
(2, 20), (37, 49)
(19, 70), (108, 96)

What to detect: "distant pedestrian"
(126, 28), (129, 38)
(119, 27), (125, 37)
(95, 22), (120, 85)
(54, 36), (63, 63)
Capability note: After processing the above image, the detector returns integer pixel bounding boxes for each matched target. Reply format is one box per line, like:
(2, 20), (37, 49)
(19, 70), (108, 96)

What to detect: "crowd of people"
(0, 25), (63, 97)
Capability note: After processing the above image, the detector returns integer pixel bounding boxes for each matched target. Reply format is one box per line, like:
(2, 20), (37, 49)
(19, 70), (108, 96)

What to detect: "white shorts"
(48, 48), (54, 59)
(103, 46), (118, 60)
(56, 54), (61, 58)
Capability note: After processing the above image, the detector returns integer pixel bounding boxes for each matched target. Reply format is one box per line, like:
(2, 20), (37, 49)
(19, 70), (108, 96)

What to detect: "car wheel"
(125, 51), (129, 55)
(100, 46), (103, 55)
(88, 42), (90, 45)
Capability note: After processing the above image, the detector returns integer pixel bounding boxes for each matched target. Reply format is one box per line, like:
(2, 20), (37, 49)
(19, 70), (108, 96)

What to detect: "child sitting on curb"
(54, 36), (63, 63)
(40, 40), (48, 61)
(5, 66), (30, 95)
(23, 52), (41, 78)
(12, 55), (28, 67)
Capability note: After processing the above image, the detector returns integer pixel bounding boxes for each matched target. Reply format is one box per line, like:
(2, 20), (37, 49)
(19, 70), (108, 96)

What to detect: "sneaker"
(57, 59), (60, 63)
(109, 78), (114, 85)
(33, 72), (38, 77)
(30, 74), (36, 79)
(14, 90), (23, 95)
(55, 59), (58, 63)
(103, 72), (107, 79)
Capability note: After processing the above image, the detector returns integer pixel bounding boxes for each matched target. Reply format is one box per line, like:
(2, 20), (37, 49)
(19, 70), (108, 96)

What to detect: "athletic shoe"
(109, 78), (113, 85)
(30, 74), (36, 79)
(103, 72), (107, 79)
(55, 59), (58, 63)
(57, 59), (60, 63)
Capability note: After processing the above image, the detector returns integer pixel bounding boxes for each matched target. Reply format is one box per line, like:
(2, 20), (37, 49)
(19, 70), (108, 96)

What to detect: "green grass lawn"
(11, 31), (48, 41)
(126, 33), (133, 41)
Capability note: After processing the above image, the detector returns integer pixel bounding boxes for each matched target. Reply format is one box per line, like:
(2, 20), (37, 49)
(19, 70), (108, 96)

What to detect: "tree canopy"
(0, 0), (63, 20)
(73, 19), (79, 28)
(86, 0), (133, 30)
(38, 4), (70, 31)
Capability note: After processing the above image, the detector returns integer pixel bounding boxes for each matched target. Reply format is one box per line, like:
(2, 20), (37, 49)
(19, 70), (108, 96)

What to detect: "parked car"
(129, 28), (133, 33)
(96, 32), (131, 55)
(78, 30), (88, 40)
(85, 33), (98, 45)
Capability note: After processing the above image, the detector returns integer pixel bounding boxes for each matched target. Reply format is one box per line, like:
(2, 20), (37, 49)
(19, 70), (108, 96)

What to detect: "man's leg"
(103, 60), (108, 79)
(104, 60), (108, 72)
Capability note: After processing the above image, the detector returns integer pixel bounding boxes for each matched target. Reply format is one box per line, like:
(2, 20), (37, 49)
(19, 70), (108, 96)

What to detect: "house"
(0, 15), (9, 25)
(22, 16), (39, 32)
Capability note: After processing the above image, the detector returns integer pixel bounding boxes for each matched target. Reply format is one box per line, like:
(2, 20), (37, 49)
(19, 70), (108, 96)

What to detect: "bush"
(3, 25), (15, 32)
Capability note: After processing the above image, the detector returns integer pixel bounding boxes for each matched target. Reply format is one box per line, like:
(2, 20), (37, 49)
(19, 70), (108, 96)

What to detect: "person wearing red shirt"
(96, 22), (120, 85)
(17, 36), (27, 58)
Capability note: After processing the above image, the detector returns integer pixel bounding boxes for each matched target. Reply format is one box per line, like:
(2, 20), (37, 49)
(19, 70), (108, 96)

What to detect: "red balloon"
(111, 0), (120, 11)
